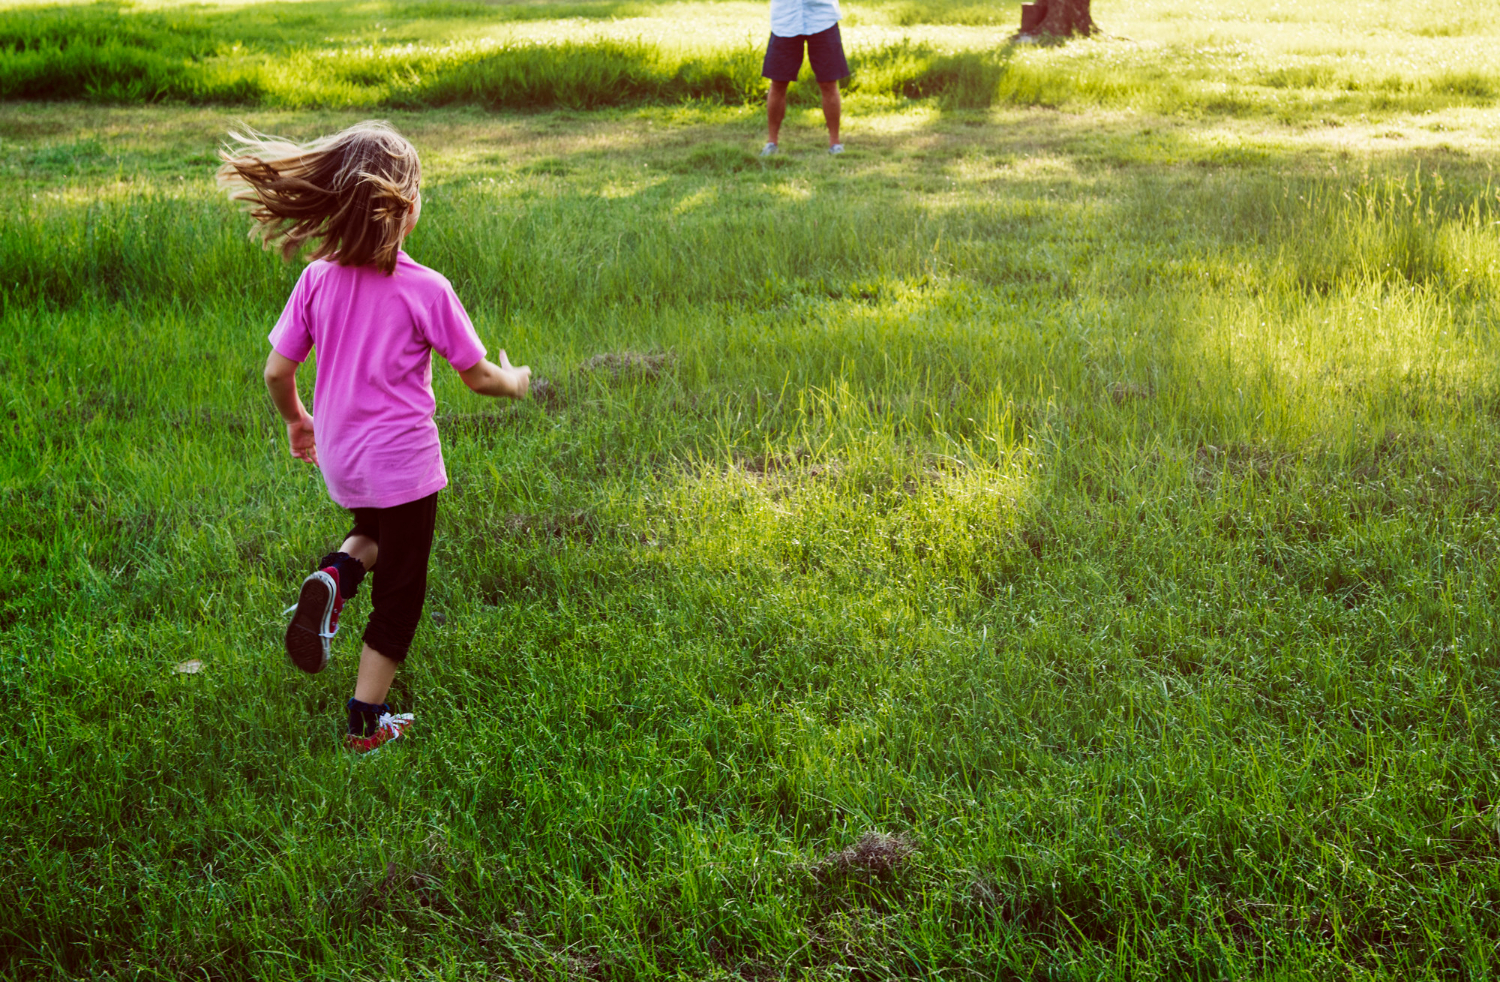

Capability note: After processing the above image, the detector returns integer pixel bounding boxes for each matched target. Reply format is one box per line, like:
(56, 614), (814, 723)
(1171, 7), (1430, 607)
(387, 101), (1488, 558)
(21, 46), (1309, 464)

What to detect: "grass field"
(7, 0), (1500, 113)
(5, 0), (1500, 978)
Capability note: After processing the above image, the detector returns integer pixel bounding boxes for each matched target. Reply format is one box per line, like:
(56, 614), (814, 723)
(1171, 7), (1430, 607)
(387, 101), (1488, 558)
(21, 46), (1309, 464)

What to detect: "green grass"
(4, 0), (1500, 114)
(5, 2), (1500, 979)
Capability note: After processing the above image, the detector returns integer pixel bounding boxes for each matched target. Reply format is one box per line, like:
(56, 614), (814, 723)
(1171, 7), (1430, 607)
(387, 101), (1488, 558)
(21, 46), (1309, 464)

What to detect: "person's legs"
(817, 80), (842, 146)
(767, 80), (790, 145)
(343, 492), (438, 747)
(806, 24), (850, 149)
(762, 32), (803, 150)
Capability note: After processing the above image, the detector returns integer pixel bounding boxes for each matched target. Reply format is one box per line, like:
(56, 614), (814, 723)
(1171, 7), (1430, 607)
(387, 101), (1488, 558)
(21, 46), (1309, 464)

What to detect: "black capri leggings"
(346, 491), (438, 663)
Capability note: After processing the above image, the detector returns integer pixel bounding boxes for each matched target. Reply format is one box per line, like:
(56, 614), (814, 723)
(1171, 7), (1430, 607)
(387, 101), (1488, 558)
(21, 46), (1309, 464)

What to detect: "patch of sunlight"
(1006, 154), (1079, 180)
(857, 107), (941, 137)
(658, 381), (1037, 576)
(492, 12), (1009, 52)
(598, 174), (669, 198)
(944, 156), (1011, 184)
(35, 182), (198, 205)
(672, 186), (717, 216)
(1194, 282), (1499, 446)
(767, 181), (813, 202)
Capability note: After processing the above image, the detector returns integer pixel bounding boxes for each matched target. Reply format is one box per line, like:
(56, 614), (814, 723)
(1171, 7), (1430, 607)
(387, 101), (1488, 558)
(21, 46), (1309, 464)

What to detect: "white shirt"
(770, 0), (841, 38)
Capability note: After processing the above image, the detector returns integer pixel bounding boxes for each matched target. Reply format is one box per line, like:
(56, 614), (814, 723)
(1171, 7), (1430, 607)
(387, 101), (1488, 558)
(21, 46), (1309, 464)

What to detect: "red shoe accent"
(324, 568), (347, 636)
(344, 712), (415, 753)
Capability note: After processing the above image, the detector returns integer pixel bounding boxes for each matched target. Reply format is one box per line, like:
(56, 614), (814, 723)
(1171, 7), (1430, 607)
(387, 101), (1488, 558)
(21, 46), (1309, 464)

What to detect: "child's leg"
(344, 492), (438, 747)
(286, 521), (376, 674)
(359, 492), (437, 665)
(340, 534), (378, 571)
(316, 514), (379, 598)
(353, 643), (399, 704)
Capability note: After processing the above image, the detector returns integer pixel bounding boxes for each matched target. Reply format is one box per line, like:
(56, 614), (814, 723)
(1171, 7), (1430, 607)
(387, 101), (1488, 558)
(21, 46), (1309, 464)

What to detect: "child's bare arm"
(458, 349), (530, 400)
(264, 350), (319, 466)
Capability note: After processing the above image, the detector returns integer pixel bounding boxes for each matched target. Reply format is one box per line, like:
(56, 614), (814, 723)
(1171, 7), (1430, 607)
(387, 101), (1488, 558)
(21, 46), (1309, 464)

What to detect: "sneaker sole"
(285, 573), (333, 674)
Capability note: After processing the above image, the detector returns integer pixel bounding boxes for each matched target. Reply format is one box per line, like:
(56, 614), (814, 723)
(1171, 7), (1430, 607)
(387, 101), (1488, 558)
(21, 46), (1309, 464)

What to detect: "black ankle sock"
(316, 551), (367, 599)
(347, 698), (390, 737)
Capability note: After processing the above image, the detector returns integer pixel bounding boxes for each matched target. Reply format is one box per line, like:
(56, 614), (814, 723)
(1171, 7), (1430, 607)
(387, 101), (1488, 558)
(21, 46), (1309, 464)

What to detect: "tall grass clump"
(889, 0), (1021, 26)
(0, 4), (252, 102)
(0, 191), (297, 311)
(412, 40), (764, 109)
(850, 42), (1010, 108)
(1268, 171), (1500, 298)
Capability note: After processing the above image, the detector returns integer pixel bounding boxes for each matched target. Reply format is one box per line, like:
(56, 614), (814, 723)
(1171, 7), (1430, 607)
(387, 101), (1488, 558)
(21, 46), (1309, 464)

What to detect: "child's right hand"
(287, 414), (319, 466)
(459, 351), (530, 400)
(498, 350), (531, 399)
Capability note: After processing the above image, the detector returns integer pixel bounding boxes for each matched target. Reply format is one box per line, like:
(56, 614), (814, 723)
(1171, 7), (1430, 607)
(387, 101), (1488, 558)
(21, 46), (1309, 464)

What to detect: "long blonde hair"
(217, 120), (421, 275)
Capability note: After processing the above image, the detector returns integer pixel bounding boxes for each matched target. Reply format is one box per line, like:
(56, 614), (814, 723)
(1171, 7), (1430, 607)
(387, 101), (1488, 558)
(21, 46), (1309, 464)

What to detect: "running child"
(218, 121), (530, 751)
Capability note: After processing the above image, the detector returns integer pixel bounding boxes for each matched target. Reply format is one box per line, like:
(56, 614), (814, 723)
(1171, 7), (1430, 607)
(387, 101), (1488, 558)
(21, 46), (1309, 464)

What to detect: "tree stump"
(1037, 0), (1093, 36)
(1020, 0), (1093, 37)
(1020, 2), (1047, 33)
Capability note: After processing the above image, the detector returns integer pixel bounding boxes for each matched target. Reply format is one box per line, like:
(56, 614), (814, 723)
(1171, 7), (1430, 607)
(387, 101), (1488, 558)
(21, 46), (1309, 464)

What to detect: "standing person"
(218, 121), (531, 752)
(761, 0), (849, 156)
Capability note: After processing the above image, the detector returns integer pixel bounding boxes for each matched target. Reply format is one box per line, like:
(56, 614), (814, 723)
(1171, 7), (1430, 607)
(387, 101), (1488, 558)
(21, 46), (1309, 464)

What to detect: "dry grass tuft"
(1108, 381), (1152, 404)
(741, 446), (811, 475)
(577, 349), (675, 380)
(528, 375), (561, 409)
(501, 510), (596, 542)
(1194, 442), (1295, 486)
(813, 832), (917, 882)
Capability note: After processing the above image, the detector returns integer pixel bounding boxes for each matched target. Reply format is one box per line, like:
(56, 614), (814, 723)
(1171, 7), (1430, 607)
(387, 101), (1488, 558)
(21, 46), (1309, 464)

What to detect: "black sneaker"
(283, 567), (344, 674)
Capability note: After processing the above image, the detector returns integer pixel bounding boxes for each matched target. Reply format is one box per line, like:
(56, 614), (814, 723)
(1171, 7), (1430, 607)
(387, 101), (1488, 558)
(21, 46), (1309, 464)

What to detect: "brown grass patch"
(813, 831), (916, 883)
(436, 409), (519, 434)
(1108, 381), (1152, 404)
(501, 510), (596, 542)
(1194, 441), (1296, 487)
(577, 349), (675, 381)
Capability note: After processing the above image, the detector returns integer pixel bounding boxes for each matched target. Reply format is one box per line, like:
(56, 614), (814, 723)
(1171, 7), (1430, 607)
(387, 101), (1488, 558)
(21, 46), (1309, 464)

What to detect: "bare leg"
(339, 534), (377, 571)
(353, 643), (400, 705)
(767, 80), (790, 144)
(818, 80), (841, 145)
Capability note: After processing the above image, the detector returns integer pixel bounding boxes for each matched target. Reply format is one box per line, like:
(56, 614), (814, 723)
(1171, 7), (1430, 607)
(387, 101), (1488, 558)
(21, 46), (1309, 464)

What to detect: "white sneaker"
(759, 141), (778, 156)
(829, 143), (845, 155)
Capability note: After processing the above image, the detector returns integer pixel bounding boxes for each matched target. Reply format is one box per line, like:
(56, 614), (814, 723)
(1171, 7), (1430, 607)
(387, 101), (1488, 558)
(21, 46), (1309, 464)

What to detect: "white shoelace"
(377, 713), (413, 739)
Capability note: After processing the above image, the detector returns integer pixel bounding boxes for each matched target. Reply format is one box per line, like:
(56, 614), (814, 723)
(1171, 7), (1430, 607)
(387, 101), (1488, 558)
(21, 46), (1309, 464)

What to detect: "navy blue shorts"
(762, 24), (850, 83)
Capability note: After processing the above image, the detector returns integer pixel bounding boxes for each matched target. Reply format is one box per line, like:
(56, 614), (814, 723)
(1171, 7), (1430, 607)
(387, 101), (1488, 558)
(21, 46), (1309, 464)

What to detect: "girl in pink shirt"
(219, 121), (530, 752)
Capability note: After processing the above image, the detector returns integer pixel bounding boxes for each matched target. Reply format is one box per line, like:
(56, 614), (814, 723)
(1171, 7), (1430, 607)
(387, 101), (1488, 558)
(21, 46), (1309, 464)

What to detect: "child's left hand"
(287, 414), (319, 466)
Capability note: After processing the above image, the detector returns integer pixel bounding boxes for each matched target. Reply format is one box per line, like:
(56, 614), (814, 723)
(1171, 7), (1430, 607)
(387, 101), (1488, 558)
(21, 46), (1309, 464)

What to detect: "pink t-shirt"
(269, 251), (486, 510)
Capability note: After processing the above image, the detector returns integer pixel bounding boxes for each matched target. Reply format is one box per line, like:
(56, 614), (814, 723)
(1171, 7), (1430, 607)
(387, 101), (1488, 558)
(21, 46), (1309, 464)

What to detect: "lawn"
(3, 0), (1500, 979)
